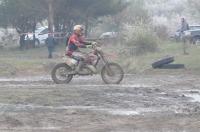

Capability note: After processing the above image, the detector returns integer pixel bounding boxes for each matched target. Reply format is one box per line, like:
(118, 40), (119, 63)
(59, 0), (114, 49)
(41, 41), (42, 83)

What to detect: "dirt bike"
(51, 43), (124, 84)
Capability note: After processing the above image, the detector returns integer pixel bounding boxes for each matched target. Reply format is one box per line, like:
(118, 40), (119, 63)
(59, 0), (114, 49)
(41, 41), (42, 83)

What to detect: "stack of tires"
(152, 57), (185, 69)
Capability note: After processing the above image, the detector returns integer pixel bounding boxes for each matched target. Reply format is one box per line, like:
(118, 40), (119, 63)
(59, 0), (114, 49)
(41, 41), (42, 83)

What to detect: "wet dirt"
(0, 71), (200, 131)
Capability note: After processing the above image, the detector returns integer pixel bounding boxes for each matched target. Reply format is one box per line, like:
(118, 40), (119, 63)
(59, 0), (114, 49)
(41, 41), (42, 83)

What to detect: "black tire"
(101, 62), (124, 84)
(51, 63), (73, 84)
(192, 36), (200, 45)
(152, 57), (174, 68)
(158, 64), (185, 69)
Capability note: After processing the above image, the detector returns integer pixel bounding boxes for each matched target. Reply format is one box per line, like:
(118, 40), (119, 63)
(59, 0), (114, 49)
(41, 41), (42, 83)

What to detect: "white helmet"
(73, 25), (84, 36)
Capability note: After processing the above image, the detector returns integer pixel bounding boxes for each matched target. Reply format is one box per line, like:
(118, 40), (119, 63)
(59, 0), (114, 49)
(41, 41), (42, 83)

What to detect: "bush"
(122, 22), (158, 56)
(154, 25), (169, 40)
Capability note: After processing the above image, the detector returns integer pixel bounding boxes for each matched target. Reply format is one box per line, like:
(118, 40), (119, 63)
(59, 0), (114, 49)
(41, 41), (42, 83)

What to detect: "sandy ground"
(0, 70), (200, 132)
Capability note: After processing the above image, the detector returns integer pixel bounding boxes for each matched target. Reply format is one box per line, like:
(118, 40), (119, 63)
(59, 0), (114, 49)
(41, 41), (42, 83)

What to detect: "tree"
(187, 0), (200, 17)
(45, 0), (54, 33)
(67, 0), (128, 36)
(0, 0), (48, 33)
(0, 0), (128, 37)
(0, 0), (48, 49)
(91, 0), (149, 34)
(44, 0), (128, 36)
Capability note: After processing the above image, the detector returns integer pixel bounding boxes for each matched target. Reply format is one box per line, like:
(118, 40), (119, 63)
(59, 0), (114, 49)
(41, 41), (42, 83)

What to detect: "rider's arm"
(79, 37), (97, 47)
(69, 35), (87, 47)
(79, 37), (91, 45)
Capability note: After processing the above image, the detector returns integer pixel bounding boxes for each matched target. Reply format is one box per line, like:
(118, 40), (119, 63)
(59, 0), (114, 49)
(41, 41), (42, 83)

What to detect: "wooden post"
(182, 36), (188, 55)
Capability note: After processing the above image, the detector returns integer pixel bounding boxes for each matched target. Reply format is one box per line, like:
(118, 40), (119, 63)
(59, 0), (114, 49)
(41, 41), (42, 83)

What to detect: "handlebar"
(92, 43), (103, 52)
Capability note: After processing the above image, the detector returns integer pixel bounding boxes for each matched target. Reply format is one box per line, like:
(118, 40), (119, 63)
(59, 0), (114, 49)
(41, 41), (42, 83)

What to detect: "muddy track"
(0, 73), (200, 131)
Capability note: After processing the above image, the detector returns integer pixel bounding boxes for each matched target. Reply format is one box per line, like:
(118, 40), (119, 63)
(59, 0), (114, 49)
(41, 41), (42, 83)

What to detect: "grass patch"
(1, 41), (200, 77)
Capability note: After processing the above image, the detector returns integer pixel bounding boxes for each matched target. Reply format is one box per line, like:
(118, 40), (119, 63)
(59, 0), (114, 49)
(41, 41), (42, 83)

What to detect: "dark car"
(170, 25), (200, 43)
(183, 27), (200, 45)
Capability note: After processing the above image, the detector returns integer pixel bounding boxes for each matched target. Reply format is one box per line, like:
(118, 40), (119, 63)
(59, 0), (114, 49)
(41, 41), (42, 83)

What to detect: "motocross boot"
(75, 60), (84, 73)
(69, 60), (84, 74)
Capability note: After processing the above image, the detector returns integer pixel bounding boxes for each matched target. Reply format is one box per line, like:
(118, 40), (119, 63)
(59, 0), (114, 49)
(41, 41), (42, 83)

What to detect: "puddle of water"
(0, 126), (63, 130)
(0, 76), (50, 82)
(177, 89), (200, 92)
(75, 84), (152, 88)
(0, 104), (164, 116)
(108, 110), (140, 116)
(0, 104), (97, 113)
(184, 94), (200, 102)
(96, 108), (167, 116)
(157, 97), (168, 100)
(159, 92), (167, 95)
(121, 84), (152, 88)
(0, 103), (180, 116)
(0, 84), (55, 87)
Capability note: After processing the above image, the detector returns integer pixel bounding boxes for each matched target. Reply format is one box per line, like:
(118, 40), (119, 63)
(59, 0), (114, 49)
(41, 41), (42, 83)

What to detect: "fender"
(102, 53), (118, 58)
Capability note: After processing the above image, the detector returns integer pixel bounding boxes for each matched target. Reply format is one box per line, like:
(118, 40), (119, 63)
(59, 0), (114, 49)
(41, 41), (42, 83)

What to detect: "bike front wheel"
(101, 62), (124, 84)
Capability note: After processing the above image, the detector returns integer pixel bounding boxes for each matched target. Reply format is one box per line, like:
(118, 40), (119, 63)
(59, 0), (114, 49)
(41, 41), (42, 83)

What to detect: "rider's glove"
(86, 45), (93, 48)
(91, 41), (97, 45)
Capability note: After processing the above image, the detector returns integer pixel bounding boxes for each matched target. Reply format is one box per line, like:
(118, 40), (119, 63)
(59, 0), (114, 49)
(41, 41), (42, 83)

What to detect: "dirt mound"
(0, 62), (18, 76)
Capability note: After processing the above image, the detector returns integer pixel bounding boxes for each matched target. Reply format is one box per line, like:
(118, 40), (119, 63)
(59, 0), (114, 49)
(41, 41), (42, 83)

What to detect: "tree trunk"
(45, 0), (54, 34)
(33, 19), (36, 47)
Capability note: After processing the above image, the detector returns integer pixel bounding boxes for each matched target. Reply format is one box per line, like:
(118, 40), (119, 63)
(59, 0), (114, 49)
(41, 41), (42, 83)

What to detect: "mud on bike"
(51, 43), (124, 84)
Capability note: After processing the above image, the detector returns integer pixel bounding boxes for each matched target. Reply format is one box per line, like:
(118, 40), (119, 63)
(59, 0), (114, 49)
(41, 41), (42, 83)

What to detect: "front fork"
(99, 54), (114, 76)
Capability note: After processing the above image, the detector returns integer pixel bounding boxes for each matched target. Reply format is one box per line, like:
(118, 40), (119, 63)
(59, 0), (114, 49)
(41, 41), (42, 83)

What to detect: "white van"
(25, 27), (49, 45)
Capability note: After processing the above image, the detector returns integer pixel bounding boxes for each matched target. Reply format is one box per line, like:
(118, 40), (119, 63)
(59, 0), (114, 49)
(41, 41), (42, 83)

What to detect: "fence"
(19, 32), (71, 50)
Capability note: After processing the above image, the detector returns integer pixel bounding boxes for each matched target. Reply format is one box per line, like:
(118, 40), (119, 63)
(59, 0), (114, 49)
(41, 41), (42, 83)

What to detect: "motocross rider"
(66, 25), (97, 74)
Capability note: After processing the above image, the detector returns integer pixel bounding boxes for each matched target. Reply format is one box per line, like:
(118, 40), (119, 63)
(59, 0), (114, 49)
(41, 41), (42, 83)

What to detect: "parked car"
(183, 26), (200, 45)
(25, 26), (49, 45)
(25, 27), (67, 45)
(187, 25), (200, 30)
(100, 32), (118, 39)
(169, 25), (200, 43)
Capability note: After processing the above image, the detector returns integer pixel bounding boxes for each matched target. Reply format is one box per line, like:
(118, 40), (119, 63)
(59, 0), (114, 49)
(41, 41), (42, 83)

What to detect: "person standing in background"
(45, 34), (57, 58)
(181, 18), (189, 32)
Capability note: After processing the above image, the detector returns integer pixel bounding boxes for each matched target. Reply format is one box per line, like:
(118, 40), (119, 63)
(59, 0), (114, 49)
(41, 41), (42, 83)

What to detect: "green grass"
(107, 41), (200, 73)
(158, 42), (200, 69)
(1, 41), (200, 77)
(0, 44), (66, 76)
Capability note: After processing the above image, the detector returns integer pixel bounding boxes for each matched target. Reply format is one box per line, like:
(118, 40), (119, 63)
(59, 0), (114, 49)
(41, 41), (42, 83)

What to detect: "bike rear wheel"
(51, 63), (73, 84)
(101, 62), (124, 84)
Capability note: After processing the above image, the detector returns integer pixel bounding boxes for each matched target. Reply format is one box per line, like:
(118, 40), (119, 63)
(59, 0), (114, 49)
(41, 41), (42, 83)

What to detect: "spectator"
(181, 18), (189, 32)
(19, 34), (26, 51)
(45, 34), (56, 58)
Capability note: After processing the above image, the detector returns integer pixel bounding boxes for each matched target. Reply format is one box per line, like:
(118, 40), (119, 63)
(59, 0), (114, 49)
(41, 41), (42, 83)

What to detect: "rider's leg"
(75, 58), (85, 73)
(70, 51), (86, 74)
